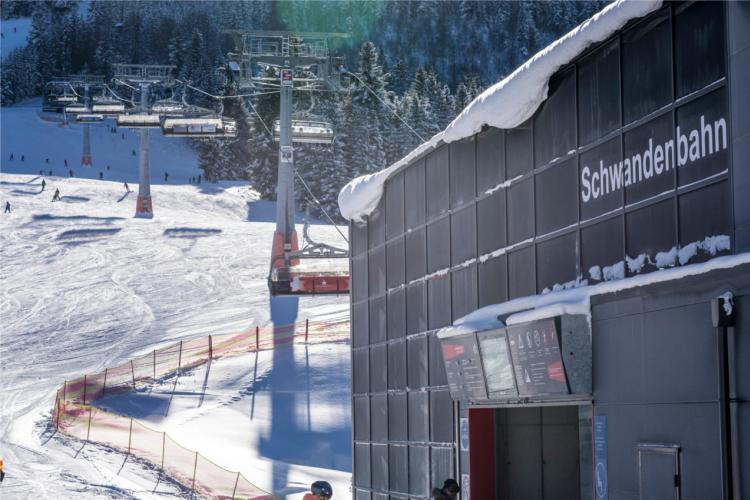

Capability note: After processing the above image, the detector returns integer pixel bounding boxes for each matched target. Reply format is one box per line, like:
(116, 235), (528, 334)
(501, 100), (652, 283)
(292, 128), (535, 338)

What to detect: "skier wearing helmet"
(303, 480), (333, 499)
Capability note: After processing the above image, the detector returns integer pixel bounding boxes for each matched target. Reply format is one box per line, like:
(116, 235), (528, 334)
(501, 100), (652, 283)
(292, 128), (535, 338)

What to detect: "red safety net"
(53, 317), (349, 499)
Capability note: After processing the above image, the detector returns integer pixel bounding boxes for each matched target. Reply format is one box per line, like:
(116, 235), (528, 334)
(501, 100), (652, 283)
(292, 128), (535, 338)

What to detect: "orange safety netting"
(53, 317), (349, 499)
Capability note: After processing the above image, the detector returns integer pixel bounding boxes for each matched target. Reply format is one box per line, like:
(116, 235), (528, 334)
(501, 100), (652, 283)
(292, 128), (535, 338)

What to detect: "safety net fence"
(52, 317), (350, 499)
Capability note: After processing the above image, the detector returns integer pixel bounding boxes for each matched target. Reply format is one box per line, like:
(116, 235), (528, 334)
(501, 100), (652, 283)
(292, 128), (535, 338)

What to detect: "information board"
(506, 319), (569, 396)
(477, 328), (516, 396)
(441, 333), (487, 400)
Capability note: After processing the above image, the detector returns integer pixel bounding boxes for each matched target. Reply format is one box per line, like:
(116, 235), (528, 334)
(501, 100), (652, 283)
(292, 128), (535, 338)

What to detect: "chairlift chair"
(161, 117), (237, 138)
(272, 119), (334, 144)
(75, 113), (105, 122)
(117, 113), (161, 128)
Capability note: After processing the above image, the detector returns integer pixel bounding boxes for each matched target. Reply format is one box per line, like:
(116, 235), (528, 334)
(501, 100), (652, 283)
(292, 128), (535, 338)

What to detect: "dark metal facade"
(349, 2), (749, 498)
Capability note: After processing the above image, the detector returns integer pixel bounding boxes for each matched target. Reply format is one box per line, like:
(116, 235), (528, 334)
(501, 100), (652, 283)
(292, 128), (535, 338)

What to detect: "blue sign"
(460, 418), (469, 451)
(594, 415), (608, 500)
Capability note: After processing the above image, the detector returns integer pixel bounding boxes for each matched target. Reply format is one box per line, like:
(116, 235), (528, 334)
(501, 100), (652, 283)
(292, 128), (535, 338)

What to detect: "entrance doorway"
(494, 406), (582, 500)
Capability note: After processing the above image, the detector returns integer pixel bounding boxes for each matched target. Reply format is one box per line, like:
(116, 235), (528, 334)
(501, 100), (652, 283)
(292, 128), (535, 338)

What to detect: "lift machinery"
(224, 30), (350, 296)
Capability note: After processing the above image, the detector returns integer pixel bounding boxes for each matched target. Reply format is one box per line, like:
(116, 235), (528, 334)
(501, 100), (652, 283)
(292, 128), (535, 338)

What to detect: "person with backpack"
(432, 479), (460, 499)
(303, 481), (333, 499)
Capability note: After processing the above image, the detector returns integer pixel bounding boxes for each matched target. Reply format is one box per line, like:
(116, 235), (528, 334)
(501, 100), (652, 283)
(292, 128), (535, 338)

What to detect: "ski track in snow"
(1, 102), (350, 498)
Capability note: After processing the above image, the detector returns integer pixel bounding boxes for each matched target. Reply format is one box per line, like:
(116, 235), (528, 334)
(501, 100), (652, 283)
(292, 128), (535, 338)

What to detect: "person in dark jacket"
(303, 480), (333, 499)
(432, 478), (460, 499)
(41, 179), (46, 192)
(4, 201), (11, 213)
(52, 188), (61, 202)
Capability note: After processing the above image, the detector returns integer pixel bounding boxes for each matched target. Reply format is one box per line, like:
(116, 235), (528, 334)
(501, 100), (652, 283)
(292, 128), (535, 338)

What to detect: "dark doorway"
(494, 406), (582, 500)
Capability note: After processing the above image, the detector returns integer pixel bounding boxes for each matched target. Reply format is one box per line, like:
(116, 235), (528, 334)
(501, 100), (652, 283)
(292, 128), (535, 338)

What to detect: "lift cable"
(113, 78), (137, 91)
(104, 84), (136, 106)
(295, 169), (349, 244)
(174, 78), (280, 100)
(343, 70), (427, 143)
(66, 83), (83, 98)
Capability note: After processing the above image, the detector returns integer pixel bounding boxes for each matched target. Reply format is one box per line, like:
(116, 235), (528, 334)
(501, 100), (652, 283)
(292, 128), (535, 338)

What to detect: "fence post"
(231, 471), (240, 499)
(191, 451), (198, 492)
(127, 418), (133, 454)
(255, 326), (259, 350)
(153, 349), (156, 380)
(208, 335), (213, 360)
(130, 360), (136, 389)
(83, 374), (87, 404)
(178, 340), (183, 374)
(86, 406), (93, 441)
(305, 318), (309, 343)
(102, 368), (108, 396)
(161, 432), (166, 469)
(55, 395), (60, 429)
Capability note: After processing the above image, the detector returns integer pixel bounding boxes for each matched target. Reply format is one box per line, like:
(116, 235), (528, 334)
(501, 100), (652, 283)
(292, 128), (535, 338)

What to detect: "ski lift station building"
(339, 2), (750, 499)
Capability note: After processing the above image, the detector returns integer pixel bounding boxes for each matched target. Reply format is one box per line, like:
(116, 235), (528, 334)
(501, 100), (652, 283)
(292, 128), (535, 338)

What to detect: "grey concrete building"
(345, 2), (750, 499)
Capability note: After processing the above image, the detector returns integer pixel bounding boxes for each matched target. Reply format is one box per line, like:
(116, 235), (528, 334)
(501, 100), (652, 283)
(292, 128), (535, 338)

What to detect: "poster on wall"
(506, 319), (569, 396)
(460, 417), (469, 451)
(595, 415), (608, 500)
(441, 333), (487, 400)
(477, 328), (517, 397)
(461, 474), (470, 500)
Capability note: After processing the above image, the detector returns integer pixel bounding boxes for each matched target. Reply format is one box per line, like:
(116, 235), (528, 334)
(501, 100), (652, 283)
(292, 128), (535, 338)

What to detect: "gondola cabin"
(117, 113), (161, 128)
(273, 119), (334, 144)
(161, 118), (237, 138)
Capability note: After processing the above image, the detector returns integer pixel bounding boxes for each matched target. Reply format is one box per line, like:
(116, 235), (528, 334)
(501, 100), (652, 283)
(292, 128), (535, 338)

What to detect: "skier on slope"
(0, 456), (4, 482)
(52, 188), (61, 202)
(303, 481), (333, 500)
(4, 201), (11, 213)
(41, 179), (46, 192)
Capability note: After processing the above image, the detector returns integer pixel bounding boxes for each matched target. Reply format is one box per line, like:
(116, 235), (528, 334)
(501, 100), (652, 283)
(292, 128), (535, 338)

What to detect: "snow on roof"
(338, 0), (662, 222)
(437, 252), (750, 339)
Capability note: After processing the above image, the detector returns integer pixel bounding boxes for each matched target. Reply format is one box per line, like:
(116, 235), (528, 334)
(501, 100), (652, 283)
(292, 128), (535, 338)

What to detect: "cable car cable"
(295, 170), (348, 244)
(342, 70), (427, 143)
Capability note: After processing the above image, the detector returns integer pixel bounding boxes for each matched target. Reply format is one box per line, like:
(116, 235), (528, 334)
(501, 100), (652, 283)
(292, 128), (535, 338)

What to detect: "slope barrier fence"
(52, 316), (350, 499)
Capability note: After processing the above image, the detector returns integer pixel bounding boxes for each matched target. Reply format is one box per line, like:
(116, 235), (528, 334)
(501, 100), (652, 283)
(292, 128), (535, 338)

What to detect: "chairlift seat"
(65, 106), (90, 114)
(117, 113), (162, 128)
(161, 117), (237, 138)
(273, 119), (334, 144)
(76, 113), (105, 122)
(92, 104), (126, 115)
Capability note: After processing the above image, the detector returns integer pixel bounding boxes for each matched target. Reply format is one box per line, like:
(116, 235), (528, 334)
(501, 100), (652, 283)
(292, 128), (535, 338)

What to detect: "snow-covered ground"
(2, 98), (201, 184)
(97, 342), (352, 498)
(0, 17), (32, 60)
(1, 100), (351, 498)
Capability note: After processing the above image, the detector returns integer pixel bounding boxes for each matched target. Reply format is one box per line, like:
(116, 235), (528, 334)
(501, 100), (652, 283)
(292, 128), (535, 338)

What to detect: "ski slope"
(0, 17), (32, 60)
(0, 100), (351, 498)
(2, 98), (201, 184)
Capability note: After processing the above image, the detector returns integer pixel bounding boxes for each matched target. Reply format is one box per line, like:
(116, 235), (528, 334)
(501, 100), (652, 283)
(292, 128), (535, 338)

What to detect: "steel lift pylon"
(224, 31), (350, 295)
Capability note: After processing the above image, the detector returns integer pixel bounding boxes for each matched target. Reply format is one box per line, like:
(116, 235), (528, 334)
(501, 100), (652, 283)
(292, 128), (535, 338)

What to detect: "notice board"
(506, 318), (569, 396)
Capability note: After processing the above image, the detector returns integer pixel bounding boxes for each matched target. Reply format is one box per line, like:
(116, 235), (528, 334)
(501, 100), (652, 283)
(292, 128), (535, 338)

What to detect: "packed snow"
(1, 100), (351, 498)
(2, 98), (201, 184)
(1, 17), (32, 60)
(338, 0), (662, 222)
(96, 342), (352, 498)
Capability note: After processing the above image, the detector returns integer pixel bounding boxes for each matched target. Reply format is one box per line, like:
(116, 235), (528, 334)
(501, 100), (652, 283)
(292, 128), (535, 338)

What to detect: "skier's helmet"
(311, 480), (333, 498)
